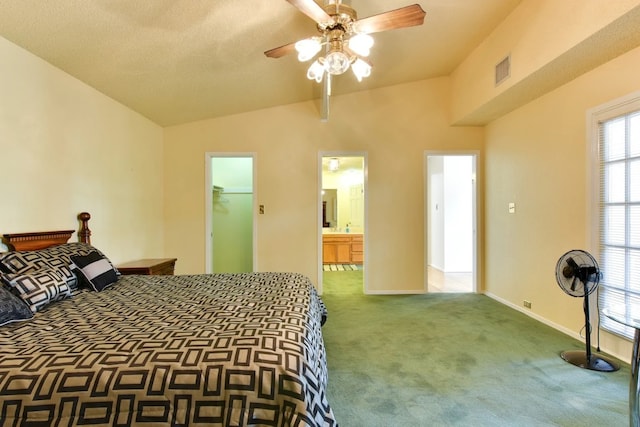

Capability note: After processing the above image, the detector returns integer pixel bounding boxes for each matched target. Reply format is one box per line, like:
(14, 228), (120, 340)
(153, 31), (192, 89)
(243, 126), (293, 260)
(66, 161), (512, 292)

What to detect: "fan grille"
(555, 249), (600, 297)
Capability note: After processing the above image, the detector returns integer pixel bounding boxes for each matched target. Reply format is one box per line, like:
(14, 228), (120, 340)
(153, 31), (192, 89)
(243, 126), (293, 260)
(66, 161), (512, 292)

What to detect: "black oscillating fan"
(555, 250), (619, 372)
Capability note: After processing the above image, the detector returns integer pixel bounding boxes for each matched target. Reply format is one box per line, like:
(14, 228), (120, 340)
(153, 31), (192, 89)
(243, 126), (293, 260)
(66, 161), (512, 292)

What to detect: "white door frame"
(204, 152), (258, 274)
(317, 151), (368, 294)
(424, 151), (479, 292)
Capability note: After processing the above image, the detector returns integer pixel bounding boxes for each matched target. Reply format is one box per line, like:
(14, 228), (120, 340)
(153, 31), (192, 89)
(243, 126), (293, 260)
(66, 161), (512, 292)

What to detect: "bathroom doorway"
(318, 153), (367, 295)
(425, 153), (477, 293)
(205, 153), (256, 273)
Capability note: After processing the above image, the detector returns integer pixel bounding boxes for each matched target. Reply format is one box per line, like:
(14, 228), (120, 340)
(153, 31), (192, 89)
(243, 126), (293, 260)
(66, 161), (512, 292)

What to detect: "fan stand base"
(561, 350), (619, 372)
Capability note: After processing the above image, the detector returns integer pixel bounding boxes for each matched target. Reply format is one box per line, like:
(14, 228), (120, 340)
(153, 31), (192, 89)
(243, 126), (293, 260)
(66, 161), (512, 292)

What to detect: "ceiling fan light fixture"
(295, 37), (322, 62)
(351, 58), (371, 82)
(264, 1), (427, 118)
(307, 60), (325, 82)
(348, 33), (374, 57)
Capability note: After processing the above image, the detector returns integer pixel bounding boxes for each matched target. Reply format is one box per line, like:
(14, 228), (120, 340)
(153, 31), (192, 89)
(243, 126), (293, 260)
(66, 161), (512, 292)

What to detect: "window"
(591, 92), (640, 339)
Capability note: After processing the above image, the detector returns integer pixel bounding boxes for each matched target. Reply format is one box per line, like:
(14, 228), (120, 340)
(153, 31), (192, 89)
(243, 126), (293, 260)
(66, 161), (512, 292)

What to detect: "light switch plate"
(508, 202), (516, 214)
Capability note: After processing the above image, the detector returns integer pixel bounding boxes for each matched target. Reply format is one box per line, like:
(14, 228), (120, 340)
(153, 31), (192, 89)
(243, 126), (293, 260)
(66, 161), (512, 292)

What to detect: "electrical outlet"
(523, 300), (532, 309)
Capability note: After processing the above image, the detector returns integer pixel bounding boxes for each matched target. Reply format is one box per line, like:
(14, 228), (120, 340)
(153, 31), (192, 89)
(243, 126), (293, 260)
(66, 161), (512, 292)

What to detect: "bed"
(0, 213), (337, 426)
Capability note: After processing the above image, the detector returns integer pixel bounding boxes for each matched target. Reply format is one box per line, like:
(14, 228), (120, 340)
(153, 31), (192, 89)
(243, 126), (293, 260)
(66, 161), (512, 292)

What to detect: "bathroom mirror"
(321, 156), (365, 233)
(322, 189), (337, 228)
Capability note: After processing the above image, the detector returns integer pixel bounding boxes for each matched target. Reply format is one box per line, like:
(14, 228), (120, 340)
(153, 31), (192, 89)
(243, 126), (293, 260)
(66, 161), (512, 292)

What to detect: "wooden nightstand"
(117, 258), (177, 275)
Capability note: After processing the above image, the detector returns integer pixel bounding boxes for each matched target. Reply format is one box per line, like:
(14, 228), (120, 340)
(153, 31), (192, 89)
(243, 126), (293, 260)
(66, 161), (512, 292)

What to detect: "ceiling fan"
(264, 0), (426, 119)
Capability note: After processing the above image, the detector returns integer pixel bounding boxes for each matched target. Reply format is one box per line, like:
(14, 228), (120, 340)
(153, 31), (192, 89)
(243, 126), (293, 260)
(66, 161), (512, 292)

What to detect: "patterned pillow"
(2, 269), (71, 313)
(71, 251), (119, 292)
(0, 250), (75, 288)
(0, 283), (33, 326)
(0, 243), (119, 291)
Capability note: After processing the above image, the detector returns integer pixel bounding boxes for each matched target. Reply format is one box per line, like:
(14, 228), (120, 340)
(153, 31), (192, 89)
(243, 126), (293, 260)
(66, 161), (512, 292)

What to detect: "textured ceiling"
(0, 0), (522, 126)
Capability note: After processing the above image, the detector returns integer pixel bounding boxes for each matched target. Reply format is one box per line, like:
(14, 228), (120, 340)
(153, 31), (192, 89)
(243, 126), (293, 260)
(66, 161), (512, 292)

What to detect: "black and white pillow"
(70, 251), (119, 292)
(0, 243), (119, 291)
(3, 269), (72, 313)
(0, 283), (33, 326)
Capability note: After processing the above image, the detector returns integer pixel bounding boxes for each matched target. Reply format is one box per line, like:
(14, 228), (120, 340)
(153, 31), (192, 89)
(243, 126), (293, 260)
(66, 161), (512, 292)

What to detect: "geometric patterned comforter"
(0, 272), (337, 426)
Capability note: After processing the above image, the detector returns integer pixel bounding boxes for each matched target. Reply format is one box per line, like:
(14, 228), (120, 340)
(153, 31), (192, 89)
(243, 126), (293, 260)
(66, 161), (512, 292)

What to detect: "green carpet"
(321, 271), (629, 426)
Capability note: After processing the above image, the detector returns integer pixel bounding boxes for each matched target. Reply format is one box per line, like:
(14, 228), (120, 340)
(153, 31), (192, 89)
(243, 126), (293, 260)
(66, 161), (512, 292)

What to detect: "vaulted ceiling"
(0, 0), (522, 126)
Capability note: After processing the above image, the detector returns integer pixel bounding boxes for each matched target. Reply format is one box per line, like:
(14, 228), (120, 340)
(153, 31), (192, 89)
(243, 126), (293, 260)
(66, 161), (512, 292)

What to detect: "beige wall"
(484, 45), (640, 361)
(164, 78), (484, 291)
(0, 36), (164, 263)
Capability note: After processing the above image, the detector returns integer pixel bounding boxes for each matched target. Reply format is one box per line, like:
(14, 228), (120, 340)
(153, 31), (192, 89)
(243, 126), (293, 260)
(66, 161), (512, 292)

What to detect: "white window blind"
(597, 106), (640, 340)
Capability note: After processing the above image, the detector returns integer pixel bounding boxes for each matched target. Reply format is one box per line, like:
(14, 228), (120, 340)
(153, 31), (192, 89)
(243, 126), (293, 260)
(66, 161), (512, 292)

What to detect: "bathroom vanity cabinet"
(322, 234), (363, 264)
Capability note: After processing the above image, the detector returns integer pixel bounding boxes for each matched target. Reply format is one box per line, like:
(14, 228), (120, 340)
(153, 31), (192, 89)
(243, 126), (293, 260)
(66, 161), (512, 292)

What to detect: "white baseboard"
(483, 291), (583, 342)
(484, 291), (632, 364)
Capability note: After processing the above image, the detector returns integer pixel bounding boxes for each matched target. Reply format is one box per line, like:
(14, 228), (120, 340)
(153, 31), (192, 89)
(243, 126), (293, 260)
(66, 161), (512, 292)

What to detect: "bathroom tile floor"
(323, 264), (362, 271)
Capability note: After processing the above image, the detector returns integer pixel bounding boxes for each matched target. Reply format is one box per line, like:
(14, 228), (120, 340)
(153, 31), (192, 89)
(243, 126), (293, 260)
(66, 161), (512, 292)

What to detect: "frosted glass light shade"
(295, 38), (322, 62)
(351, 58), (371, 82)
(348, 34), (374, 57)
(307, 60), (325, 82)
(324, 51), (350, 75)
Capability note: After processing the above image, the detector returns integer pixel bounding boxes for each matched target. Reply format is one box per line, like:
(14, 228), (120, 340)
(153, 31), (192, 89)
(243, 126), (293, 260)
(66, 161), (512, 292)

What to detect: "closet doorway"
(425, 153), (477, 293)
(205, 153), (256, 273)
(318, 153), (367, 295)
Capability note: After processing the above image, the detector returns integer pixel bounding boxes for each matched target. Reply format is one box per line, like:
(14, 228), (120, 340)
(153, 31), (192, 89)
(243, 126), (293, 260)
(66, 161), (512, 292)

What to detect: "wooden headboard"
(2, 212), (92, 251)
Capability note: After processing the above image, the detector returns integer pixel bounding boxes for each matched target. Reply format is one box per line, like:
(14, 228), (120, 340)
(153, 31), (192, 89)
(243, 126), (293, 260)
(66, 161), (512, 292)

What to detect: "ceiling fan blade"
(264, 41), (297, 58)
(354, 4), (426, 34)
(286, 0), (334, 25)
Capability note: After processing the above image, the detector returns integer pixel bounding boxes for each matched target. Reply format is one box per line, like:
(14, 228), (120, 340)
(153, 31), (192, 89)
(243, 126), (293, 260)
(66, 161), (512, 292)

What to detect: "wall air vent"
(495, 55), (511, 86)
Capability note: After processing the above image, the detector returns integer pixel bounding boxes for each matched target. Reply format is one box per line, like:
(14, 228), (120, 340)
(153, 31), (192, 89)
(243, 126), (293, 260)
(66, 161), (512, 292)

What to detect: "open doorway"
(425, 153), (477, 293)
(318, 153), (367, 295)
(205, 153), (256, 273)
